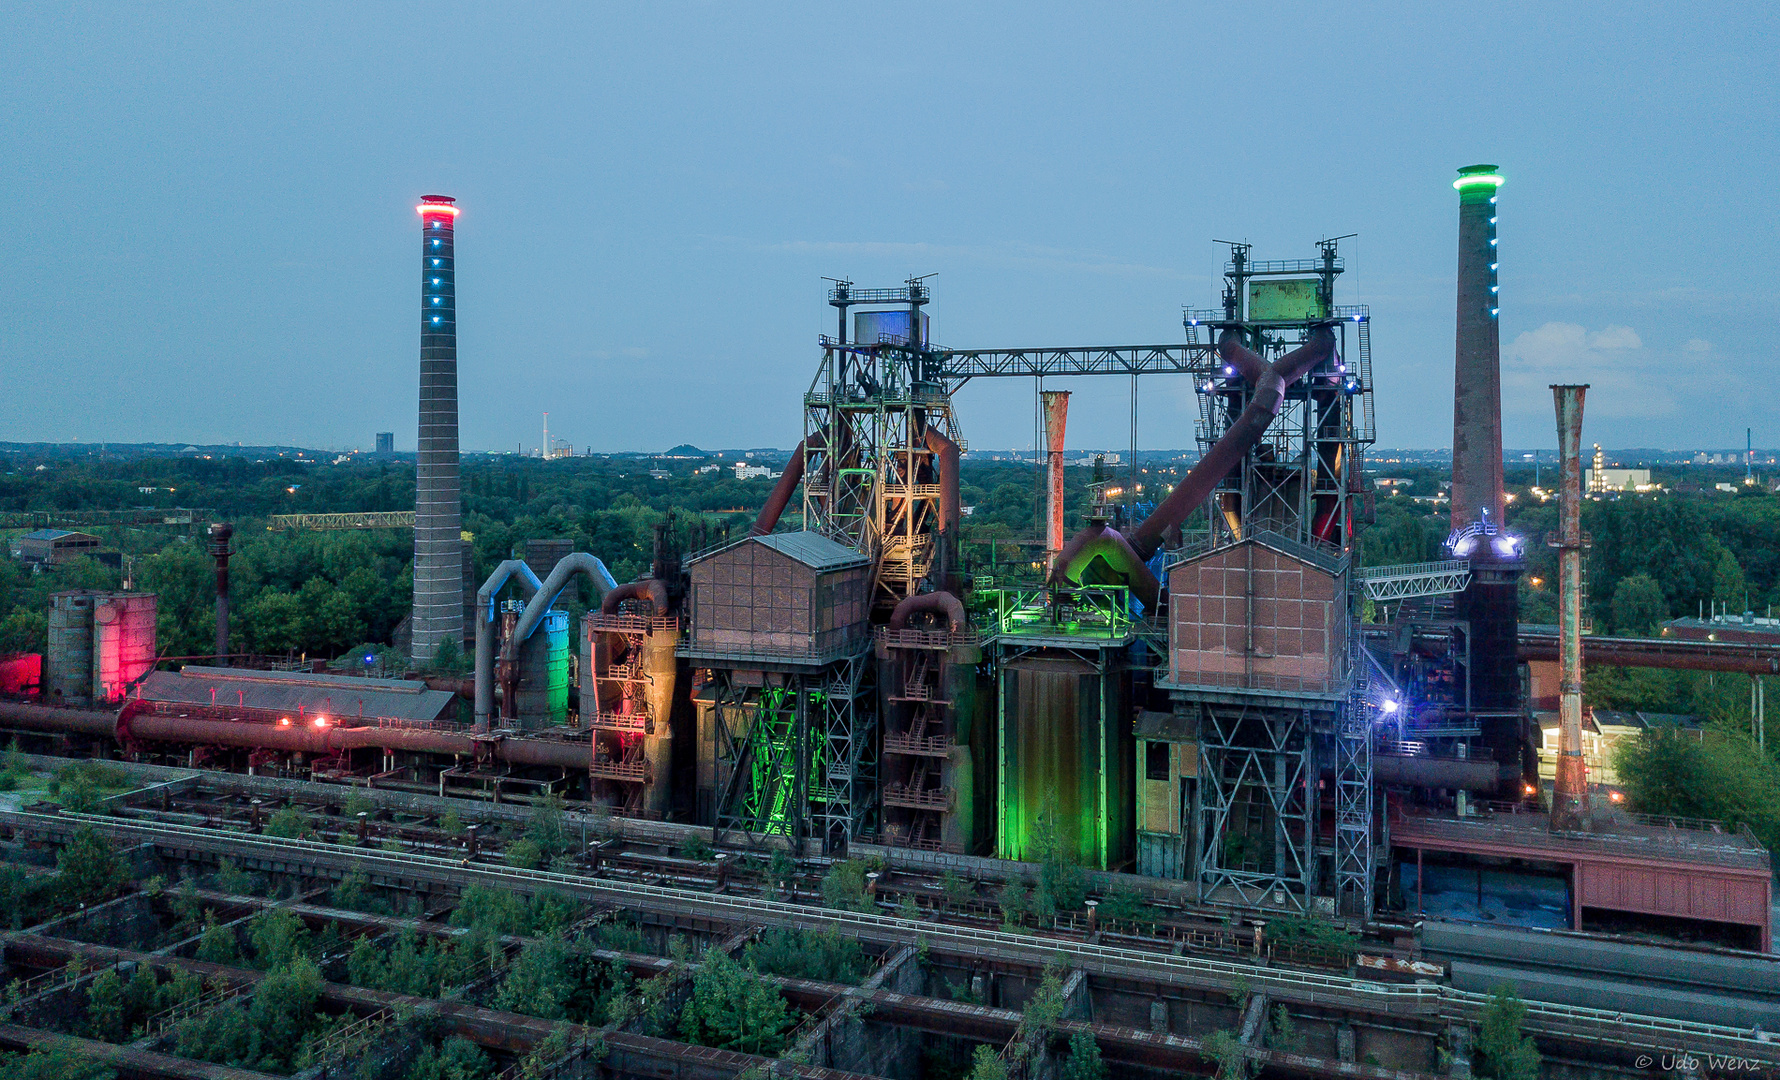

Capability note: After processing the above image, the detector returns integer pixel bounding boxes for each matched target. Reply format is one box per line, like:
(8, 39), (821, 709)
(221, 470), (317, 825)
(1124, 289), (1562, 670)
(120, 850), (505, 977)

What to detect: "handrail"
(3, 810), (1774, 1059)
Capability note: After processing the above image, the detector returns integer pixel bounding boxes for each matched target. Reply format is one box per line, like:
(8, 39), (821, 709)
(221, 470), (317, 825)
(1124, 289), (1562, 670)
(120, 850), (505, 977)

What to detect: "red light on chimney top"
(417, 202), (459, 218)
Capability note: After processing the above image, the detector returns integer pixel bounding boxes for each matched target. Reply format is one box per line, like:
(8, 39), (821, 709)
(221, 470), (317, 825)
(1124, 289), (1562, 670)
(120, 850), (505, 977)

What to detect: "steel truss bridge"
(268, 511), (416, 530)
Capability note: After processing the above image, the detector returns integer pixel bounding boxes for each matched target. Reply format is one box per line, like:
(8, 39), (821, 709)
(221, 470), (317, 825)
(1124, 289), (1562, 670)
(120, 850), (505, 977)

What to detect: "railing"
(883, 733), (954, 757)
(9, 809), (1777, 1060)
(882, 785), (953, 811)
(587, 712), (650, 734)
(584, 614), (680, 636)
(141, 980), (249, 1037)
(311, 1007), (393, 1066)
(590, 760), (647, 783)
(875, 627), (980, 651)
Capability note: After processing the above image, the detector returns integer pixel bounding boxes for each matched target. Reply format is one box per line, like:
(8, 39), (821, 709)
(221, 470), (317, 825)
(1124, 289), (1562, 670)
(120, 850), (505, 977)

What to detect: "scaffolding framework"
(709, 651), (874, 854)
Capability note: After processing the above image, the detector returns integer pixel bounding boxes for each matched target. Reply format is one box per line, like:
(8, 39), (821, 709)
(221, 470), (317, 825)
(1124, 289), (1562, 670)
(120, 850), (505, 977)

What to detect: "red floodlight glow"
(313, 716), (329, 729)
(417, 202), (460, 218)
(279, 717), (291, 727)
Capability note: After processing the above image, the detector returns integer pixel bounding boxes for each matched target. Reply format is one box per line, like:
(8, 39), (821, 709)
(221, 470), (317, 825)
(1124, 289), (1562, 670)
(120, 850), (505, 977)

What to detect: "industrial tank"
(93, 593), (156, 702)
(515, 608), (570, 728)
(46, 592), (95, 705)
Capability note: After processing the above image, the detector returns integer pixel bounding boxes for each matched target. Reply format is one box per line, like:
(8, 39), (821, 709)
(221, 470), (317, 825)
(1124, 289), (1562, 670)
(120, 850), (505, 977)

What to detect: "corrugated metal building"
(133, 666), (458, 725)
(685, 532), (870, 661)
(13, 529), (102, 566)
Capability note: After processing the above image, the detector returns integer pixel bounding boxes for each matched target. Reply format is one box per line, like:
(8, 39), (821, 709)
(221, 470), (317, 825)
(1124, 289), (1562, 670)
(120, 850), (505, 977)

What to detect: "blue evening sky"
(2, 3), (1773, 454)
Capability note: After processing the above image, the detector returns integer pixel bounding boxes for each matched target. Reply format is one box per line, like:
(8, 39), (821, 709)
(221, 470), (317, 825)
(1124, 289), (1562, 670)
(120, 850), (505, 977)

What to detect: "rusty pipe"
(116, 712), (596, 771)
(887, 591), (966, 634)
(207, 523), (233, 666)
(1120, 326), (1335, 562)
(0, 701), (117, 738)
(600, 578), (670, 617)
(751, 435), (825, 537)
(474, 560), (543, 731)
(923, 426), (961, 591)
(1048, 520), (1162, 611)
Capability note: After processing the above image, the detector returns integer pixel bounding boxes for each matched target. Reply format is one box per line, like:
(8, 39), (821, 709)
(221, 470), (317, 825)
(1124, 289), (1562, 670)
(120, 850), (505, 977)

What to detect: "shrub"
(678, 951), (793, 1057)
(744, 927), (871, 985)
(820, 859), (873, 913)
(55, 827), (128, 905)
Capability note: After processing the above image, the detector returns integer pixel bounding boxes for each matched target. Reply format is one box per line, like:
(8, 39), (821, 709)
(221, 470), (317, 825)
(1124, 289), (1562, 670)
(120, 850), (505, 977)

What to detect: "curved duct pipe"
(600, 578), (670, 617)
(888, 591), (966, 634)
(1122, 326), (1337, 562)
(474, 561), (544, 731)
(750, 435), (822, 537)
(1371, 752), (1501, 792)
(1048, 520), (1162, 611)
(510, 554), (616, 648)
(923, 426), (961, 590)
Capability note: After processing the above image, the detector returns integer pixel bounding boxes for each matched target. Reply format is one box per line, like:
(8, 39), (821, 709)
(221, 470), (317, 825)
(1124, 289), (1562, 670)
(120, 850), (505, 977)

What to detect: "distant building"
(649, 469), (671, 480)
(1586, 467), (1651, 492)
(734, 463), (773, 480)
(1662, 614), (1780, 645)
(375, 432), (395, 454)
(11, 529), (101, 566)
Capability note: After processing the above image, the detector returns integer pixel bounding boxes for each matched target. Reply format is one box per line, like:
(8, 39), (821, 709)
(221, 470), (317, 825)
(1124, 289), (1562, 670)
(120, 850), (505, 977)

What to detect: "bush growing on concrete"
(173, 958), (330, 1073)
(819, 859), (874, 913)
(246, 908), (310, 969)
(404, 1035), (493, 1080)
(678, 950), (794, 1057)
(55, 827), (128, 906)
(1060, 1031), (1107, 1080)
(743, 926), (871, 986)
(1477, 985), (1541, 1080)
(0, 1047), (115, 1080)
(263, 805), (312, 840)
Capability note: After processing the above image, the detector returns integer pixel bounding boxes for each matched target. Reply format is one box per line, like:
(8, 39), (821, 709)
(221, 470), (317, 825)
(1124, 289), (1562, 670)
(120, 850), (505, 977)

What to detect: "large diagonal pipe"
(750, 433), (827, 537)
(1049, 327), (1336, 602)
(473, 560), (543, 730)
(924, 426), (961, 591)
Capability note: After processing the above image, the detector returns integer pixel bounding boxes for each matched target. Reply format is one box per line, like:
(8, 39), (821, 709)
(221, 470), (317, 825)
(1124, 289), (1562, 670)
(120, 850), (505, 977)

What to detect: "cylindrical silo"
(93, 593), (157, 703)
(47, 592), (96, 705)
(515, 608), (570, 728)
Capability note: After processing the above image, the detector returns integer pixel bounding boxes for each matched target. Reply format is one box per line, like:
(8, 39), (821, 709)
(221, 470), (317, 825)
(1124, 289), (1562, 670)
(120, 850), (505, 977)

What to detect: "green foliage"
(404, 1036), (493, 1080)
(820, 859), (874, 913)
(1061, 1031), (1108, 1080)
(439, 808), (465, 836)
(524, 794), (572, 858)
(997, 879), (1030, 928)
(263, 805), (311, 840)
(492, 934), (576, 1020)
(967, 1044), (1009, 1080)
(0, 1046), (116, 1080)
(173, 958), (328, 1073)
(1094, 883), (1157, 925)
(348, 929), (476, 997)
(1028, 807), (1087, 921)
(1203, 1029), (1250, 1080)
(55, 826), (128, 905)
(1614, 726), (1780, 855)
(330, 869), (392, 915)
(678, 950), (794, 1057)
(1268, 1005), (1303, 1052)
(0, 864), (47, 930)
(1264, 914), (1360, 963)
(1476, 985), (1541, 1080)
(246, 908), (310, 969)
(50, 762), (125, 814)
(768, 849), (797, 892)
(743, 927), (871, 985)
(940, 871), (976, 911)
(195, 914), (239, 965)
(429, 636), (469, 676)
(211, 859), (262, 896)
(504, 839), (543, 870)
(1609, 573), (1668, 635)
(1011, 967), (1068, 1062)
(448, 885), (575, 938)
(676, 834), (715, 861)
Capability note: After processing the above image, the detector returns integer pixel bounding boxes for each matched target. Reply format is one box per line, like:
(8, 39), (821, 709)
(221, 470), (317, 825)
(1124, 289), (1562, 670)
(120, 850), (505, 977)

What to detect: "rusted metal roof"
(135, 666), (457, 724)
(689, 530), (868, 571)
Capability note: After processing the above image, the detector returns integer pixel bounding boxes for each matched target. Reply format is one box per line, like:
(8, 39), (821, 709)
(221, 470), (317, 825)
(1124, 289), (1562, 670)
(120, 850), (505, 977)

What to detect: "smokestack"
(1551, 384), (1590, 830)
(1041, 391), (1070, 570)
(414, 196), (464, 665)
(1452, 164), (1505, 532)
(207, 523), (233, 665)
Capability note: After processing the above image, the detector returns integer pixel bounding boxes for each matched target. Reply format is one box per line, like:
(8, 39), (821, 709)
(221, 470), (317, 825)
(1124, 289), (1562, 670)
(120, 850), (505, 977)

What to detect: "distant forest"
(0, 450), (1775, 721)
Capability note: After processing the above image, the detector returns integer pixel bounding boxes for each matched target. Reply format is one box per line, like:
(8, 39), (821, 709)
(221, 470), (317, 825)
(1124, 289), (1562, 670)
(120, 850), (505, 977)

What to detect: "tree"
(1713, 546), (1748, 609)
(492, 935), (575, 1020)
(1030, 807), (1087, 921)
(1609, 573), (1667, 636)
(1061, 1031), (1108, 1080)
(404, 1036), (492, 1080)
(940, 871), (975, 912)
(1476, 985), (1541, 1080)
(1203, 1029), (1250, 1080)
(247, 908), (310, 969)
(0, 1046), (115, 1080)
(55, 827), (127, 906)
(819, 859), (873, 913)
(196, 915), (239, 965)
(504, 839), (543, 870)
(678, 951), (794, 1057)
(967, 1044), (1009, 1080)
(743, 927), (870, 985)
(262, 806), (311, 840)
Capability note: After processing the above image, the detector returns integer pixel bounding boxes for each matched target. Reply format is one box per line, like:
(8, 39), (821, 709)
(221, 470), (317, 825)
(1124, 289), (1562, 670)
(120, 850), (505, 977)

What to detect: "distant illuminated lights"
(1453, 172), (1504, 190)
(1380, 698), (1400, 715)
(417, 202), (460, 217)
(432, 316), (440, 324)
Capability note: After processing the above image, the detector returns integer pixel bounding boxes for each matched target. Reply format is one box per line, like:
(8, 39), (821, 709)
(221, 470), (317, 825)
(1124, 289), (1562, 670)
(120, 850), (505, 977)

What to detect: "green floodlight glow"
(1453, 165), (1504, 190)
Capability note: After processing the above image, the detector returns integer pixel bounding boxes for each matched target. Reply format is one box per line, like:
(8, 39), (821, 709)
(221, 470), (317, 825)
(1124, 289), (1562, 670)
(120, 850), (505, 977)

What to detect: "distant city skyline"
(2, 5), (1774, 452)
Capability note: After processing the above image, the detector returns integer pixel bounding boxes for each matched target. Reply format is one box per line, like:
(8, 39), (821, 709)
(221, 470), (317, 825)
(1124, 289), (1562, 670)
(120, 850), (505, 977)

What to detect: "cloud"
(1503, 322), (1670, 419)
(1685, 338), (1711, 353)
